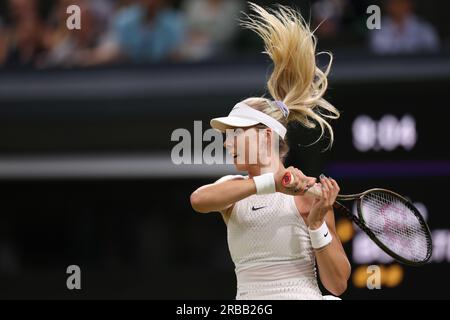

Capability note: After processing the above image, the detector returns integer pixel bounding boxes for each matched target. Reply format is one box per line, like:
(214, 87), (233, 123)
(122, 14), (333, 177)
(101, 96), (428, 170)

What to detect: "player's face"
(224, 127), (274, 171)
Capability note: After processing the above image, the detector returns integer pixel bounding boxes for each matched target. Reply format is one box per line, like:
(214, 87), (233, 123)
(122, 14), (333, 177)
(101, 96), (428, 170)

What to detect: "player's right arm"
(190, 176), (255, 214)
(190, 166), (311, 215)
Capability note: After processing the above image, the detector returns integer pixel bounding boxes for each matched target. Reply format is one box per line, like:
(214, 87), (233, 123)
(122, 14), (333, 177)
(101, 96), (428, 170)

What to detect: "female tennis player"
(190, 3), (351, 300)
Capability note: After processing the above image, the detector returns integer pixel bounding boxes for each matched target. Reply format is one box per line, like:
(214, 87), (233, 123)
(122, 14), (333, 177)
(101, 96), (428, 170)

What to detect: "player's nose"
(224, 136), (234, 149)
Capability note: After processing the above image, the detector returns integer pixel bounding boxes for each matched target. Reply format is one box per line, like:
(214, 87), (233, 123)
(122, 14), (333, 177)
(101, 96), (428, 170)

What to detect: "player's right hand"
(275, 166), (317, 196)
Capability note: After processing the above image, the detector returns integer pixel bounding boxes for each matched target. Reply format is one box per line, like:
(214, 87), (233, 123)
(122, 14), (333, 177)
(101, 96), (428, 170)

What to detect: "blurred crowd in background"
(0, 0), (445, 69)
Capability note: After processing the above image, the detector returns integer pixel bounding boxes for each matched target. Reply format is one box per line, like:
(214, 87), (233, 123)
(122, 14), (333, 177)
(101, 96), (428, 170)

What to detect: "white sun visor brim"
(210, 116), (260, 132)
(210, 102), (287, 139)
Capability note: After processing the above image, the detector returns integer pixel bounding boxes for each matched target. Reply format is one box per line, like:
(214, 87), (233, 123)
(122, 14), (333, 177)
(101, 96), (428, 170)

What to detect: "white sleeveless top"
(222, 175), (323, 300)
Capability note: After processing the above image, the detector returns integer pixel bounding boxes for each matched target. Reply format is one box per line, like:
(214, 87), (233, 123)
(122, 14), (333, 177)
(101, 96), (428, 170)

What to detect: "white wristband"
(253, 173), (276, 195)
(309, 221), (332, 250)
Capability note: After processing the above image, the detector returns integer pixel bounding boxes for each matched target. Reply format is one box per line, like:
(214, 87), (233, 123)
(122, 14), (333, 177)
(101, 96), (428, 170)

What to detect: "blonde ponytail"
(240, 2), (340, 148)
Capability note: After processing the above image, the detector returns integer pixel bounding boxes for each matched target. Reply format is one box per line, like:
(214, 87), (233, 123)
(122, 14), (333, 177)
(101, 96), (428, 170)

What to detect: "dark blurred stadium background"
(0, 0), (449, 299)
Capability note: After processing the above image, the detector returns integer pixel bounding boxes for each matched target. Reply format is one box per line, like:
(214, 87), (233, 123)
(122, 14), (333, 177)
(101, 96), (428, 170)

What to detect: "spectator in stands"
(370, 0), (440, 54)
(78, 0), (185, 66)
(0, 16), (6, 65)
(0, 0), (46, 67)
(40, 0), (102, 68)
(312, 0), (347, 40)
(180, 0), (244, 61)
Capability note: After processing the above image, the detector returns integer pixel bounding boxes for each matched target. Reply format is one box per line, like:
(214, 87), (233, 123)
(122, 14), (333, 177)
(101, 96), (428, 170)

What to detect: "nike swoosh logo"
(324, 232), (329, 237)
(251, 206), (266, 211)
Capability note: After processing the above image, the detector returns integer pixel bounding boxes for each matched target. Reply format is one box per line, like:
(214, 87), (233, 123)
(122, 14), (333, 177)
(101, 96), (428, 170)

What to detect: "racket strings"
(360, 191), (430, 262)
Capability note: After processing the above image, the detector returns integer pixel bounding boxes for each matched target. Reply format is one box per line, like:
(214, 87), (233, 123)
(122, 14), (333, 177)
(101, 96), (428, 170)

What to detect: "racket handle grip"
(281, 172), (323, 198)
(282, 171), (295, 187)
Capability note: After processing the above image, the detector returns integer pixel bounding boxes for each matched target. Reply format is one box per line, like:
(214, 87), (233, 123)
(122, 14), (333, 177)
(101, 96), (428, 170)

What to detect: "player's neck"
(247, 158), (281, 178)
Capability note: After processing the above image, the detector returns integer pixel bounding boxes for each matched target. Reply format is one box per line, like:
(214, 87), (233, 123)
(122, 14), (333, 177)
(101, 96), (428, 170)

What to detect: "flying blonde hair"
(240, 2), (340, 150)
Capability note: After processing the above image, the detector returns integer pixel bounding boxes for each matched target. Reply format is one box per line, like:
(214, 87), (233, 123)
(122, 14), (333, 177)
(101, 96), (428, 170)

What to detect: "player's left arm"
(310, 177), (351, 296)
(315, 208), (351, 296)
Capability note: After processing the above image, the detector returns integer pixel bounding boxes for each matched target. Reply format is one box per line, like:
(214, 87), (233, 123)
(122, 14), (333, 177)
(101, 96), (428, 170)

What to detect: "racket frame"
(335, 188), (433, 266)
(281, 171), (432, 265)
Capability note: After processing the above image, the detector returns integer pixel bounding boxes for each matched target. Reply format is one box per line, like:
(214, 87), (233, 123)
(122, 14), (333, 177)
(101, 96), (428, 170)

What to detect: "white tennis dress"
(221, 175), (324, 300)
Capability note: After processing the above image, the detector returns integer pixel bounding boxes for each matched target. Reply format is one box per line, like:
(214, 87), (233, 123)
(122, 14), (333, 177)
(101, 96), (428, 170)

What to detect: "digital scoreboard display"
(313, 78), (450, 299)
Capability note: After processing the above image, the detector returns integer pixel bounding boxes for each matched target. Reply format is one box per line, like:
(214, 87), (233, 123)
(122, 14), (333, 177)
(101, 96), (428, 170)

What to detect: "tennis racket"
(282, 172), (433, 266)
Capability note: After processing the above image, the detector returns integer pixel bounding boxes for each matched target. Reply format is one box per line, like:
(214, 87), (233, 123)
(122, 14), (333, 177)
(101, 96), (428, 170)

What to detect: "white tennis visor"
(210, 102), (287, 139)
